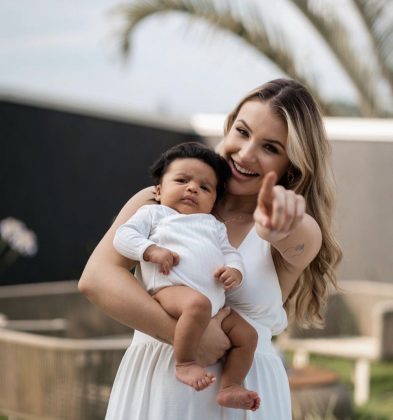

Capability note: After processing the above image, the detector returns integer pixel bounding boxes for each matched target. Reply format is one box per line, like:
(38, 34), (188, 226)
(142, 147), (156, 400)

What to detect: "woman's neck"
(215, 193), (257, 219)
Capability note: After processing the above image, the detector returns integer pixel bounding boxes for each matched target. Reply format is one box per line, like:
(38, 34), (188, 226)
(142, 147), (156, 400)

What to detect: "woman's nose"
(238, 140), (257, 162)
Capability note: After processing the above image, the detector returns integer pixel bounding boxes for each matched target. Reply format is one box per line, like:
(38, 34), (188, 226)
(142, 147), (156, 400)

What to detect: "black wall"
(0, 100), (201, 285)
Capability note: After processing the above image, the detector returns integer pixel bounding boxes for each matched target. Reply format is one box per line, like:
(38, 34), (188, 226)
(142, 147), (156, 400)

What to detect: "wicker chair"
(278, 280), (393, 406)
(0, 281), (132, 420)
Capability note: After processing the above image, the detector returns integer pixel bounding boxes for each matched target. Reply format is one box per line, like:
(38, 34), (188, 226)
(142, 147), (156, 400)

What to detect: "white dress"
(113, 205), (244, 316)
(106, 227), (292, 420)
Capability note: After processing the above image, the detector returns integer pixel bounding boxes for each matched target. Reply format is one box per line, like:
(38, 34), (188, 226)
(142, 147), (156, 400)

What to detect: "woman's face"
(220, 99), (290, 197)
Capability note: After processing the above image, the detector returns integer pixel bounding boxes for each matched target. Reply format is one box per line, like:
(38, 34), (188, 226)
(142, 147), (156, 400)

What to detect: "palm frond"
(113, 0), (334, 113)
(291, 0), (384, 116)
(352, 0), (393, 93)
(116, 0), (295, 71)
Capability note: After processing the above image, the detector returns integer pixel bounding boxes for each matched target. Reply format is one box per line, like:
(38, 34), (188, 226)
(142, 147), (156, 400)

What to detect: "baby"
(113, 142), (260, 411)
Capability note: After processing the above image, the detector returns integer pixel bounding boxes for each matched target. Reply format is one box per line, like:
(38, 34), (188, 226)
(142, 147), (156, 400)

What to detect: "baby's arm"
(214, 221), (245, 290)
(113, 205), (156, 261)
(143, 245), (179, 275)
(214, 266), (242, 290)
(113, 205), (179, 275)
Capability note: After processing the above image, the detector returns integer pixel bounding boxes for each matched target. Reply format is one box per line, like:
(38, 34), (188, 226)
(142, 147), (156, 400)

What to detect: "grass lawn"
(286, 353), (393, 420)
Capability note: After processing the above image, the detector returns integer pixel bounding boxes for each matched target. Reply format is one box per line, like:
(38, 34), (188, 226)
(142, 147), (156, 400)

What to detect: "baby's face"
(156, 158), (218, 214)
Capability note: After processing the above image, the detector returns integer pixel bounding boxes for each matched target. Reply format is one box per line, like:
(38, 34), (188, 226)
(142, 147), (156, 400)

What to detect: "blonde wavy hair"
(224, 79), (343, 328)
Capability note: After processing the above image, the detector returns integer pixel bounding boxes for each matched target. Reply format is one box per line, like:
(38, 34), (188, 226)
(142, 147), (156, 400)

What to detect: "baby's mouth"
(182, 196), (197, 205)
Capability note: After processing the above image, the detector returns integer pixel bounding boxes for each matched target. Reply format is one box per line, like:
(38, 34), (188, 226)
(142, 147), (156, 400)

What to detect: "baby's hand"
(214, 267), (242, 290)
(143, 245), (179, 275)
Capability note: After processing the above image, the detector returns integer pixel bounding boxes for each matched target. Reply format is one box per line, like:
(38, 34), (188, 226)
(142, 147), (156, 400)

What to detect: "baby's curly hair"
(150, 142), (231, 202)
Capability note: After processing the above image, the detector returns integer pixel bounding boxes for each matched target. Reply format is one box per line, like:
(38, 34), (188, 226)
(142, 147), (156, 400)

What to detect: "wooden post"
(354, 358), (370, 406)
(293, 349), (310, 368)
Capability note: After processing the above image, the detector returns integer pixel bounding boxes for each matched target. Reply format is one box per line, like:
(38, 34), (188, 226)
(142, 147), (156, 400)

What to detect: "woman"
(79, 78), (342, 419)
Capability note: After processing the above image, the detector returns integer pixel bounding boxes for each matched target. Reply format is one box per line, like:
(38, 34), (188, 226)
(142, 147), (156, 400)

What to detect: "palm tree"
(114, 0), (393, 117)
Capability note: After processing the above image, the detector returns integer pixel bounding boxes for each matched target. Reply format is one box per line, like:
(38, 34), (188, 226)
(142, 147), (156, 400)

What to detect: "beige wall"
(332, 139), (393, 282)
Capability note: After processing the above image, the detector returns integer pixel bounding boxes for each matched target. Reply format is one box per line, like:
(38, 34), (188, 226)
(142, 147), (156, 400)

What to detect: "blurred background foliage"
(114, 0), (393, 117)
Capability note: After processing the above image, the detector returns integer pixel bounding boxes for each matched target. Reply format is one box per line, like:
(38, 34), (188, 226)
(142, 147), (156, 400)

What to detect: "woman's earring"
(287, 170), (295, 185)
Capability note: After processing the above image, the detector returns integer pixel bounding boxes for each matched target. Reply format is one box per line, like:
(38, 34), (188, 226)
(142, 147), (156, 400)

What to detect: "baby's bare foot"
(176, 361), (216, 391)
(216, 384), (260, 411)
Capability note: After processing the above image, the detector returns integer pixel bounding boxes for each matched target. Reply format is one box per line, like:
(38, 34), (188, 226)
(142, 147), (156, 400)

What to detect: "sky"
(0, 0), (369, 121)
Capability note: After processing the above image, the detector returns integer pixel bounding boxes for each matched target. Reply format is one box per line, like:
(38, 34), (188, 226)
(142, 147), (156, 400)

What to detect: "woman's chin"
(227, 178), (260, 197)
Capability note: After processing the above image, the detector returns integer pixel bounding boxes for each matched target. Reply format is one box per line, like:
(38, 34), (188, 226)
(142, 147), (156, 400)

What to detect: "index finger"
(257, 171), (278, 207)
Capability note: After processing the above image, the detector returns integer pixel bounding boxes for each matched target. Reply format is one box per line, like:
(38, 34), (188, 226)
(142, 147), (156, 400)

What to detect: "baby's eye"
(201, 185), (210, 192)
(175, 178), (187, 183)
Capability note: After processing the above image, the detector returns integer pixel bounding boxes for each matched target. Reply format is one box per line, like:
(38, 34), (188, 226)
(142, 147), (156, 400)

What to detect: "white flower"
(0, 217), (38, 257)
(9, 230), (38, 256)
(0, 217), (25, 242)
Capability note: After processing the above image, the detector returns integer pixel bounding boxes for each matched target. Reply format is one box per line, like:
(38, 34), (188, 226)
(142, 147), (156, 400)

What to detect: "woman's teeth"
(233, 160), (259, 176)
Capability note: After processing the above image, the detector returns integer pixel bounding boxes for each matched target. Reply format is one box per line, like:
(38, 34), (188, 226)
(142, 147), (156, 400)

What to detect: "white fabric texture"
(113, 204), (245, 316)
(106, 226), (291, 420)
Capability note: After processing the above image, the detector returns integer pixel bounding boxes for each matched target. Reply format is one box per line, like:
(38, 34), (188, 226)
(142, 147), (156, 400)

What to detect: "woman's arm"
(271, 214), (321, 302)
(79, 187), (231, 360)
(79, 187), (177, 344)
(253, 172), (322, 302)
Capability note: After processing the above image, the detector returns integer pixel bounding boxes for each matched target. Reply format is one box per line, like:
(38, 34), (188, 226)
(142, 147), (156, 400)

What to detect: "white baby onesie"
(113, 204), (244, 316)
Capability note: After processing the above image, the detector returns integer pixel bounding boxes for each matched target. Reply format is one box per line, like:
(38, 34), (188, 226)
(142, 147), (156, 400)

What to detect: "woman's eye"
(236, 127), (248, 137)
(264, 144), (279, 154)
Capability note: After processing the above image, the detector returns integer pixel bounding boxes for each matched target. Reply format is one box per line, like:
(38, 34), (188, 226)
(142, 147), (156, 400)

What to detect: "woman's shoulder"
(131, 186), (157, 206)
(80, 187), (158, 272)
(113, 187), (157, 228)
(126, 186), (156, 207)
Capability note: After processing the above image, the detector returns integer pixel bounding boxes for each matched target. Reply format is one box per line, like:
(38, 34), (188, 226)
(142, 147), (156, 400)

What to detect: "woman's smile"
(230, 158), (260, 178)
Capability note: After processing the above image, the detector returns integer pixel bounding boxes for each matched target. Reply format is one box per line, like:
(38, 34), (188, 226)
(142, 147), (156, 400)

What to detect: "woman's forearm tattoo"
(283, 243), (305, 258)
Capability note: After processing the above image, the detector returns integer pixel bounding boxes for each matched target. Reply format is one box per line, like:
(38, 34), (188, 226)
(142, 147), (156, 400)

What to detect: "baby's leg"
(153, 285), (215, 391)
(216, 311), (260, 411)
